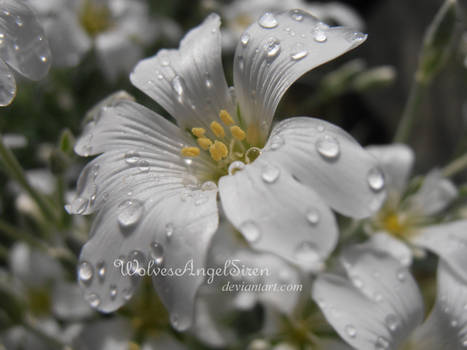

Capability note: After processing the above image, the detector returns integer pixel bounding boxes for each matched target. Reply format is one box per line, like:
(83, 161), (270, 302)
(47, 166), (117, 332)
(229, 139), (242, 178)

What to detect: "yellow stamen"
(181, 147), (200, 157)
(219, 110), (235, 126)
(210, 121), (225, 138)
(246, 123), (260, 145)
(197, 137), (212, 150)
(191, 127), (206, 138)
(230, 125), (246, 141)
(209, 141), (228, 161)
(128, 342), (141, 350)
(383, 213), (404, 236)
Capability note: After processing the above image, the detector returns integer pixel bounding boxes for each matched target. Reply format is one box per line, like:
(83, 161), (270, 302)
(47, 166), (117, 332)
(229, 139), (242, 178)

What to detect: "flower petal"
(72, 317), (132, 350)
(142, 334), (189, 350)
(366, 232), (413, 266)
(0, 59), (16, 106)
(366, 144), (414, 194)
(410, 262), (467, 349)
(408, 169), (457, 216)
(312, 246), (424, 350)
(259, 117), (386, 218)
(233, 10), (366, 143)
(130, 13), (234, 131)
(411, 220), (467, 282)
(0, 0), (51, 80)
(219, 156), (338, 270)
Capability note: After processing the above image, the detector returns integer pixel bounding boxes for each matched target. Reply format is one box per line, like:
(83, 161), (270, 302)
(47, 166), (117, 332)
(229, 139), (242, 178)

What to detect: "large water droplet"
(117, 199), (144, 229)
(313, 29), (327, 42)
(345, 324), (357, 338)
(96, 261), (106, 281)
(150, 241), (164, 265)
(374, 336), (390, 350)
(290, 9), (305, 21)
(264, 37), (281, 59)
(295, 242), (321, 264)
(85, 293), (100, 308)
(228, 160), (246, 175)
(137, 159), (150, 172)
(78, 261), (93, 284)
(127, 250), (146, 275)
(201, 181), (217, 191)
(240, 33), (250, 46)
(261, 163), (280, 184)
(172, 75), (185, 97)
(240, 220), (261, 243)
(367, 168), (385, 192)
(66, 197), (89, 215)
(385, 314), (399, 331)
(291, 49), (308, 61)
(316, 135), (340, 160)
(258, 12), (278, 29)
(346, 32), (367, 45)
(269, 135), (285, 150)
(124, 151), (140, 165)
(306, 208), (320, 225)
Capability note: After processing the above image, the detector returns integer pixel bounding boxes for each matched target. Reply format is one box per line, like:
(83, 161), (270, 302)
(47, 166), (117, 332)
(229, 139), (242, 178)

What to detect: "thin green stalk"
(393, 75), (428, 143)
(0, 135), (57, 223)
(0, 218), (45, 247)
(443, 152), (467, 177)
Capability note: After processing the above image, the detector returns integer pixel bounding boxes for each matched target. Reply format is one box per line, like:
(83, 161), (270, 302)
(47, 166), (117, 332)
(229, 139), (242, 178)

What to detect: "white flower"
(69, 11), (385, 331)
(206, 0), (364, 50)
(0, 0), (51, 106)
(29, 0), (158, 80)
(364, 144), (467, 281)
(312, 245), (467, 349)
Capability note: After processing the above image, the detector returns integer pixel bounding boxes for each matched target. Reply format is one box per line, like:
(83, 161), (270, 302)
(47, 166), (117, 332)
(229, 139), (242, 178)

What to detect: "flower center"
(180, 109), (262, 178)
(79, 0), (113, 37)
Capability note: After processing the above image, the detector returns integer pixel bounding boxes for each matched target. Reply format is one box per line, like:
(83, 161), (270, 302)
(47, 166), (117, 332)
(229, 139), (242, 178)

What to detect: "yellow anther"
(197, 137), (212, 150)
(209, 141), (228, 161)
(191, 127), (206, 138)
(210, 121), (225, 138)
(219, 109), (235, 126)
(230, 125), (246, 141)
(128, 342), (141, 350)
(181, 147), (200, 157)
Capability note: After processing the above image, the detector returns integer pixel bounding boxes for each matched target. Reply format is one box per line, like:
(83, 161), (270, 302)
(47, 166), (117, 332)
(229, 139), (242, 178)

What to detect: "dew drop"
(86, 293), (100, 308)
(261, 163), (280, 184)
(127, 250), (146, 274)
(195, 193), (209, 206)
(172, 75), (185, 96)
(240, 33), (250, 46)
(137, 159), (150, 172)
(352, 276), (364, 289)
(290, 9), (304, 21)
(306, 208), (320, 225)
(375, 337), (390, 350)
(396, 268), (406, 282)
(40, 56), (47, 63)
(264, 37), (281, 59)
(15, 17), (23, 27)
(122, 288), (132, 301)
(345, 324), (357, 338)
(110, 285), (117, 300)
(96, 261), (106, 281)
(367, 168), (385, 192)
(124, 151), (140, 165)
(205, 79), (213, 89)
(201, 181), (217, 191)
(462, 337), (467, 347)
(346, 32), (367, 45)
(150, 241), (164, 265)
(451, 319), (459, 328)
(78, 261), (93, 284)
(240, 220), (261, 243)
(258, 12), (278, 29)
(117, 199), (144, 229)
(14, 44), (19, 51)
(238, 56), (245, 71)
(291, 49), (308, 61)
(385, 314), (399, 332)
(66, 197), (89, 215)
(165, 223), (174, 240)
(269, 135), (284, 150)
(313, 29), (327, 43)
(228, 160), (246, 175)
(316, 135), (340, 160)
(295, 242), (321, 264)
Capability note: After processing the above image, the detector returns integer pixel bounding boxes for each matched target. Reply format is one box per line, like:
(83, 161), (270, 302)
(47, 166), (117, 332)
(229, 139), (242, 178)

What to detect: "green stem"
(0, 218), (45, 247)
(393, 74), (429, 143)
(443, 152), (467, 177)
(0, 135), (57, 223)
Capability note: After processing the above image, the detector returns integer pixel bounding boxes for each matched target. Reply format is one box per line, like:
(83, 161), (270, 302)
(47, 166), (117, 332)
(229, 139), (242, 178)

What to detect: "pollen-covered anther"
(181, 146), (200, 157)
(197, 137), (212, 150)
(219, 109), (235, 126)
(230, 125), (246, 141)
(210, 121), (225, 138)
(191, 127), (206, 138)
(209, 140), (228, 161)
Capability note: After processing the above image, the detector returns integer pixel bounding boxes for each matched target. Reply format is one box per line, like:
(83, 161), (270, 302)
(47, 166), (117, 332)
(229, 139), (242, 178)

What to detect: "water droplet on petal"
(165, 223), (174, 240)
(86, 293), (100, 308)
(238, 56), (245, 71)
(195, 193), (209, 206)
(117, 199), (144, 229)
(240, 220), (261, 243)
(345, 324), (357, 338)
(258, 12), (278, 29)
(40, 56), (47, 63)
(96, 261), (106, 281)
(396, 268), (406, 282)
(150, 241), (164, 265)
(137, 159), (150, 172)
(122, 288), (133, 301)
(66, 197), (89, 214)
(127, 250), (146, 275)
(295, 242), (321, 264)
(374, 336), (390, 350)
(15, 17), (23, 27)
(290, 9), (304, 21)
(78, 261), (93, 284)
(291, 49), (308, 61)
(385, 314), (399, 331)
(264, 37), (281, 59)
(172, 75), (186, 99)
(316, 135), (340, 160)
(313, 29), (327, 42)
(367, 168), (385, 192)
(451, 319), (459, 328)
(261, 163), (280, 184)
(228, 160), (246, 175)
(124, 151), (140, 165)
(201, 181), (217, 191)
(110, 285), (117, 300)
(240, 33), (250, 46)
(205, 79), (213, 88)
(346, 32), (367, 45)
(306, 208), (320, 225)
(352, 276), (364, 289)
(269, 135), (284, 150)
